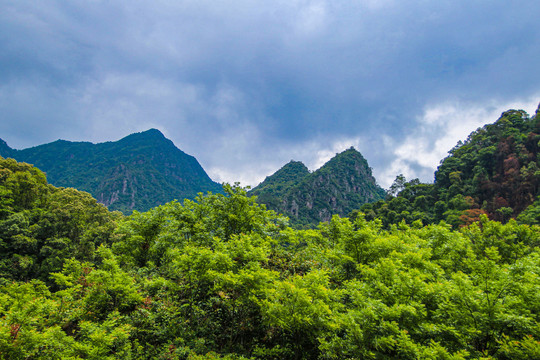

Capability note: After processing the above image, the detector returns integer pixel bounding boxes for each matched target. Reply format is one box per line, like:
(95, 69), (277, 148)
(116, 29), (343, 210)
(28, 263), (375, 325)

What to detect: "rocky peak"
(250, 148), (385, 226)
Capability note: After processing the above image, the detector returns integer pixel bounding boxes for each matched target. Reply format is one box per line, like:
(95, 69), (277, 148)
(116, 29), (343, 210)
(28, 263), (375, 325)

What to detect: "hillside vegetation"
(359, 105), (540, 228)
(250, 148), (385, 227)
(1, 155), (540, 359)
(0, 129), (222, 214)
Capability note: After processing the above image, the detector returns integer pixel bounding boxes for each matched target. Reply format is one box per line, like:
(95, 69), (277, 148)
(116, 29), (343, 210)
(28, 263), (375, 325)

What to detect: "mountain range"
(0, 129), (222, 213)
(2, 103), (540, 228)
(0, 130), (386, 224)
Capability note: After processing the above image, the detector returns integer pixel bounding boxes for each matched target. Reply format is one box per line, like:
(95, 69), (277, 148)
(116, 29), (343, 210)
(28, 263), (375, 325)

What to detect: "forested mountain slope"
(250, 148), (385, 226)
(360, 104), (540, 227)
(249, 160), (310, 209)
(0, 129), (222, 213)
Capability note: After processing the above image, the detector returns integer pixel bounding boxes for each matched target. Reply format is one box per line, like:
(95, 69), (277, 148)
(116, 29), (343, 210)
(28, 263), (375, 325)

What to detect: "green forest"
(0, 129), (223, 214)
(358, 108), (540, 229)
(249, 148), (386, 227)
(2, 143), (540, 359)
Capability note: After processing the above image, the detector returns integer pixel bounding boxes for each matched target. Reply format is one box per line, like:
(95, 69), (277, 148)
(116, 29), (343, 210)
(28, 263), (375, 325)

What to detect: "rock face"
(0, 129), (222, 213)
(249, 147), (386, 226)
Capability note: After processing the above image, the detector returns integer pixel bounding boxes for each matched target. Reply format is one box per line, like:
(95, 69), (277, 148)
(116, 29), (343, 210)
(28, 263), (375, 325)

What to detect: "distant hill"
(0, 139), (14, 158)
(0, 129), (222, 213)
(249, 148), (386, 226)
(359, 103), (540, 227)
(249, 160), (310, 210)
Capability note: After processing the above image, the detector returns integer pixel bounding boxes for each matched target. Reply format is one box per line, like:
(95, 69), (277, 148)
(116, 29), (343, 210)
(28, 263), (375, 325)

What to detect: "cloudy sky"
(1, 1), (540, 188)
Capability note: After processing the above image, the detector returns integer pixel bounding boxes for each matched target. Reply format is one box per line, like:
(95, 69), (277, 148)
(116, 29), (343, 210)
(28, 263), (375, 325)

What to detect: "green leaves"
(2, 159), (540, 359)
(0, 159), (121, 284)
(263, 270), (334, 333)
(0, 279), (133, 359)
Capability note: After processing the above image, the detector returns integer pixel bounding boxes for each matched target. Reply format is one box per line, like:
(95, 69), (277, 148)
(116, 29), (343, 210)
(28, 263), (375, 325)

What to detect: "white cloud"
(361, 0), (395, 10)
(294, 1), (328, 36)
(74, 73), (204, 143)
(2, 1), (540, 198)
(378, 96), (540, 188)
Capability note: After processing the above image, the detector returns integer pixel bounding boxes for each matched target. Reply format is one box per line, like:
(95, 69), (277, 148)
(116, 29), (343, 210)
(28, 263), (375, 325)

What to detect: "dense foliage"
(2, 157), (540, 359)
(250, 148), (385, 227)
(0, 157), (121, 284)
(359, 105), (540, 228)
(0, 129), (222, 214)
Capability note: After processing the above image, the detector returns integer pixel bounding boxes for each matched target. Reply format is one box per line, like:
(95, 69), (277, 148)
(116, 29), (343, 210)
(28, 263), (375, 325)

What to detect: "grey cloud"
(1, 0), (540, 188)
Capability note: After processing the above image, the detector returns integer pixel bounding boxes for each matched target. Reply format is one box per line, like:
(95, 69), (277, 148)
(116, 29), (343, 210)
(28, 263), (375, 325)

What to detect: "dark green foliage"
(249, 161), (310, 210)
(0, 129), (222, 214)
(361, 104), (540, 228)
(0, 157), (121, 284)
(250, 148), (386, 227)
(0, 139), (13, 159)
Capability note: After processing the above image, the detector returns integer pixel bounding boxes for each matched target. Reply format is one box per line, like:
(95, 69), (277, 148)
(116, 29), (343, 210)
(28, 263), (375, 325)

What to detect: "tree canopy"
(359, 105), (540, 228)
(2, 156), (540, 359)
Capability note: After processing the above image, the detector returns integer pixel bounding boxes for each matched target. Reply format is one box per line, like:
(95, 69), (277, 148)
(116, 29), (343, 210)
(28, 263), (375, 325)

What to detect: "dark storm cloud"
(1, 0), (540, 187)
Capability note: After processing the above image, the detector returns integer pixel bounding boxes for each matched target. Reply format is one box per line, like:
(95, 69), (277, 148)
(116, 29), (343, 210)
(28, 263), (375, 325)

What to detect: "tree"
(388, 174), (407, 197)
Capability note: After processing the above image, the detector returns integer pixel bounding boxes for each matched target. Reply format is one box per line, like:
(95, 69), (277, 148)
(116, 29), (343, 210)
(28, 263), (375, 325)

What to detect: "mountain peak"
(334, 146), (362, 158)
(121, 128), (167, 142)
(113, 129), (176, 153)
(7, 130), (222, 213)
(318, 147), (369, 173)
(249, 160), (309, 198)
(282, 160), (309, 172)
(250, 148), (384, 226)
(140, 128), (165, 137)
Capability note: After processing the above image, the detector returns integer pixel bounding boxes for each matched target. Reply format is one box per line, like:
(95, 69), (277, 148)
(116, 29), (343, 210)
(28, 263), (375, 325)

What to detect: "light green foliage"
(261, 270), (336, 359)
(0, 280), (72, 359)
(498, 334), (540, 359)
(2, 156), (540, 359)
(0, 280), (132, 359)
(113, 183), (286, 271)
(53, 246), (143, 321)
(462, 215), (540, 263)
(262, 270), (334, 333)
(434, 249), (540, 357)
(517, 196), (540, 225)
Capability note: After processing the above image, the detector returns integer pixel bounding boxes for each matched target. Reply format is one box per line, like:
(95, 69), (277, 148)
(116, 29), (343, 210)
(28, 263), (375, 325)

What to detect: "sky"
(1, 0), (540, 189)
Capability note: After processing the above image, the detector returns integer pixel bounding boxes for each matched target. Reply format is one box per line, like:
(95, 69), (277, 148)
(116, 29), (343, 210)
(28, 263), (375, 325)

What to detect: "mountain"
(0, 129), (222, 213)
(249, 160), (310, 209)
(360, 103), (540, 227)
(249, 147), (386, 226)
(0, 139), (13, 158)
